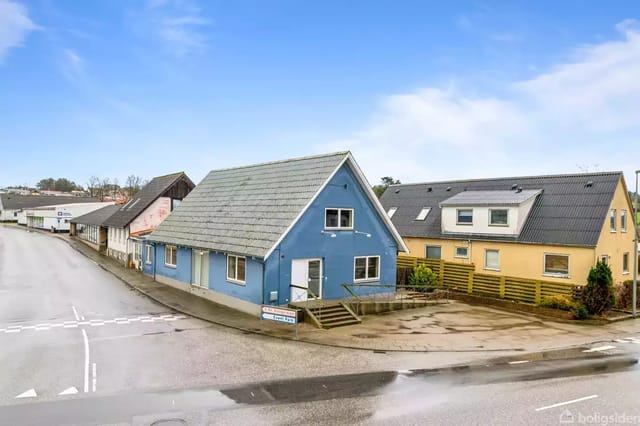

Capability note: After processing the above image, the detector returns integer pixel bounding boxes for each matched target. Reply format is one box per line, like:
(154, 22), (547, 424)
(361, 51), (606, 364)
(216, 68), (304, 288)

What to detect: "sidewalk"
(52, 231), (640, 354)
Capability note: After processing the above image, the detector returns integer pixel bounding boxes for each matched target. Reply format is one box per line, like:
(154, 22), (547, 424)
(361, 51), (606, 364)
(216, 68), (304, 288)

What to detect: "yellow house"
(380, 172), (637, 285)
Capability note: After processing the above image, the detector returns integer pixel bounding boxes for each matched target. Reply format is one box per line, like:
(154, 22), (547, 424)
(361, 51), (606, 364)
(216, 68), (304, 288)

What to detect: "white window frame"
(489, 209), (509, 226)
(484, 249), (500, 271)
(456, 208), (473, 225)
(226, 254), (247, 284)
(415, 207), (431, 221)
(621, 210), (627, 232)
(610, 209), (616, 232)
(454, 246), (469, 259)
(543, 253), (570, 278)
(623, 252), (629, 274)
(145, 245), (152, 265)
(353, 255), (380, 282)
(600, 255), (609, 265)
(325, 208), (354, 230)
(387, 207), (398, 218)
(164, 245), (177, 268)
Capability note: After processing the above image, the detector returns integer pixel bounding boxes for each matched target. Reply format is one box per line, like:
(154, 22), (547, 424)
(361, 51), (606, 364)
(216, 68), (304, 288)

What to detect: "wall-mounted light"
(353, 230), (372, 238)
(320, 230), (337, 238)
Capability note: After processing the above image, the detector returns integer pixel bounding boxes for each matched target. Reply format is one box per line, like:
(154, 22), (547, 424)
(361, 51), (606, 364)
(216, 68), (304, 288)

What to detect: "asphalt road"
(1, 226), (640, 425)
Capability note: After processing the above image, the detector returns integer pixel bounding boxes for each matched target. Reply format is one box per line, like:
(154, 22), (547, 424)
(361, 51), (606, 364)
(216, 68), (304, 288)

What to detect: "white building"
(0, 194), (99, 222)
(25, 202), (115, 232)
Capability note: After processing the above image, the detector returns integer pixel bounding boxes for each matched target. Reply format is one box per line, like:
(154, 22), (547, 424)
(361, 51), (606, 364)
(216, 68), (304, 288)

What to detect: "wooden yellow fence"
(397, 256), (577, 304)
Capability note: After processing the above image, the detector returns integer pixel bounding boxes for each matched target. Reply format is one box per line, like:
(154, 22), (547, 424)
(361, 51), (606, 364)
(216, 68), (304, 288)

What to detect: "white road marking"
(15, 389), (37, 399)
(82, 329), (90, 393)
(508, 360), (530, 364)
(58, 386), (78, 396)
(92, 363), (97, 392)
(583, 345), (617, 353)
(71, 306), (80, 321)
(535, 394), (598, 411)
(1, 314), (186, 334)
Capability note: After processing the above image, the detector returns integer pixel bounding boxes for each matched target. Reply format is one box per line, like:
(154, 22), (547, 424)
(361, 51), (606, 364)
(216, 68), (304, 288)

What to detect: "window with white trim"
(489, 209), (508, 226)
(621, 210), (627, 232)
(415, 207), (431, 221)
(610, 209), (616, 231)
(387, 207), (398, 218)
(145, 245), (152, 265)
(354, 256), (380, 281)
(484, 249), (500, 270)
(600, 255), (608, 265)
(455, 247), (469, 258)
(165, 245), (177, 267)
(623, 252), (629, 274)
(227, 255), (246, 284)
(325, 208), (353, 229)
(544, 254), (569, 277)
(457, 209), (473, 225)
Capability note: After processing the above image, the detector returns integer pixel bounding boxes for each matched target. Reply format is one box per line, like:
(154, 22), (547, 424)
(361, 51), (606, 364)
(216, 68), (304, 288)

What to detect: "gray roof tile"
(70, 204), (120, 226)
(380, 172), (623, 247)
(0, 194), (99, 210)
(148, 152), (350, 258)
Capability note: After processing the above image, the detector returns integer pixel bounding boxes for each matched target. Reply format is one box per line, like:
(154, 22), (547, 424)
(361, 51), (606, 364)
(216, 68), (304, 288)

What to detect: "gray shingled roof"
(440, 189), (541, 207)
(103, 172), (194, 228)
(148, 152), (351, 258)
(380, 172), (624, 247)
(70, 204), (120, 226)
(0, 194), (99, 210)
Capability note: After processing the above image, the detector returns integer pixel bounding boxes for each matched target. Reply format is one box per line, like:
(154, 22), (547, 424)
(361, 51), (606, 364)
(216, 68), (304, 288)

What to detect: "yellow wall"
(402, 237), (595, 284)
(595, 177), (636, 284)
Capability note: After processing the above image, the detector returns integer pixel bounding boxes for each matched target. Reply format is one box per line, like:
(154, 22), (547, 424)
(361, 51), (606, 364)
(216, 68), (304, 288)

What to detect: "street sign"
(260, 305), (300, 338)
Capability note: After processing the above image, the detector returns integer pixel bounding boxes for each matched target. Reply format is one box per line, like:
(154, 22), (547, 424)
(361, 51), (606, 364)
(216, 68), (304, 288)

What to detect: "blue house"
(144, 152), (408, 316)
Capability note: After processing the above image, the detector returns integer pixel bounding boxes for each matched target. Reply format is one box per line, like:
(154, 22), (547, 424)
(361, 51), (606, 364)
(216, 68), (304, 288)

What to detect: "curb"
(2, 224), (615, 355)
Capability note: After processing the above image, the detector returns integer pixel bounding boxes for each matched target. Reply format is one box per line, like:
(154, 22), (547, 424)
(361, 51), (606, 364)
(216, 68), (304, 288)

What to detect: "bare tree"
(87, 176), (100, 198)
(125, 175), (142, 198)
(100, 177), (110, 201)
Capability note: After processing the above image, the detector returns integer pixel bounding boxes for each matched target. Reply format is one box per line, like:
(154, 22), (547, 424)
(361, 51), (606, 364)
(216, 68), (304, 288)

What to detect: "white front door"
(290, 259), (322, 303)
(191, 249), (209, 288)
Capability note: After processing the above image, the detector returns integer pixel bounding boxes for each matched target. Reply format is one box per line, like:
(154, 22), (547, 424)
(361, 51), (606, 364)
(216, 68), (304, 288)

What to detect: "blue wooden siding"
(264, 163), (398, 305)
(148, 162), (398, 308)
(150, 243), (192, 284)
(207, 252), (264, 304)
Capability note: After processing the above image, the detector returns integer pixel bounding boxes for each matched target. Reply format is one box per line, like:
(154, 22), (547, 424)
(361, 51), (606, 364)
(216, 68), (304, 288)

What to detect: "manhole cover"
(352, 333), (380, 339)
(151, 419), (187, 426)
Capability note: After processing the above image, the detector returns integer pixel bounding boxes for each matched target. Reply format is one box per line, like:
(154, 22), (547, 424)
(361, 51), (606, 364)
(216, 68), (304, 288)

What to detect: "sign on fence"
(260, 305), (299, 338)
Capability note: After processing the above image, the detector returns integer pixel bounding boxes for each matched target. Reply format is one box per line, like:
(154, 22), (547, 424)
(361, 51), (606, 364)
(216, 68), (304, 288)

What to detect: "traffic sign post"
(261, 305), (300, 339)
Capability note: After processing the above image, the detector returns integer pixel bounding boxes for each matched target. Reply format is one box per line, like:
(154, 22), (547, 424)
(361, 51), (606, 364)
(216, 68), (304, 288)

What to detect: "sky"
(1, 0), (639, 189)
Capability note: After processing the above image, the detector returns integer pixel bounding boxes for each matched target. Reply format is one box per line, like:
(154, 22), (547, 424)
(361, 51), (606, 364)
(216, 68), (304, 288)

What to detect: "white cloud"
(60, 48), (85, 84)
(145, 0), (210, 56)
(320, 20), (640, 186)
(0, 0), (38, 62)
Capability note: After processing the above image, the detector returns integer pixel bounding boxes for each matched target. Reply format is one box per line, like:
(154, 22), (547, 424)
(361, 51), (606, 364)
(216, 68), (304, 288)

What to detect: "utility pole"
(634, 170), (639, 317)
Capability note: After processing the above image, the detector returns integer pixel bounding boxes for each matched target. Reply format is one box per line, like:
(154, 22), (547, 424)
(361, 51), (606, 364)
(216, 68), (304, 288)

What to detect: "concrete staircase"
(303, 303), (361, 329)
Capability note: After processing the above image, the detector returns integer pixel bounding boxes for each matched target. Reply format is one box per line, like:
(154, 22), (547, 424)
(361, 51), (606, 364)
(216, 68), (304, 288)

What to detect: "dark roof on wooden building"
(380, 171), (625, 247)
(70, 204), (121, 226)
(103, 172), (195, 229)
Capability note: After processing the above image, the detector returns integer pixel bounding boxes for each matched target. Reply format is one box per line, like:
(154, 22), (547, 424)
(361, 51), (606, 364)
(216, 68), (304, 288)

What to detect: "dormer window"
(489, 209), (508, 226)
(456, 209), (473, 225)
(387, 207), (398, 218)
(415, 207), (431, 220)
(325, 208), (353, 229)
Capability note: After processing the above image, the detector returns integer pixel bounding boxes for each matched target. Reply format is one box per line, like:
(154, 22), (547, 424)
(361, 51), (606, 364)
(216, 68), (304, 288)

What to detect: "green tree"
(582, 261), (615, 315)
(373, 176), (401, 198)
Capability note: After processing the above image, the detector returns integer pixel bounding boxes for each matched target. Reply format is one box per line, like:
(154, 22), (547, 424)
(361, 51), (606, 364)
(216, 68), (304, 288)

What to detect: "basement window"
(544, 254), (569, 277)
